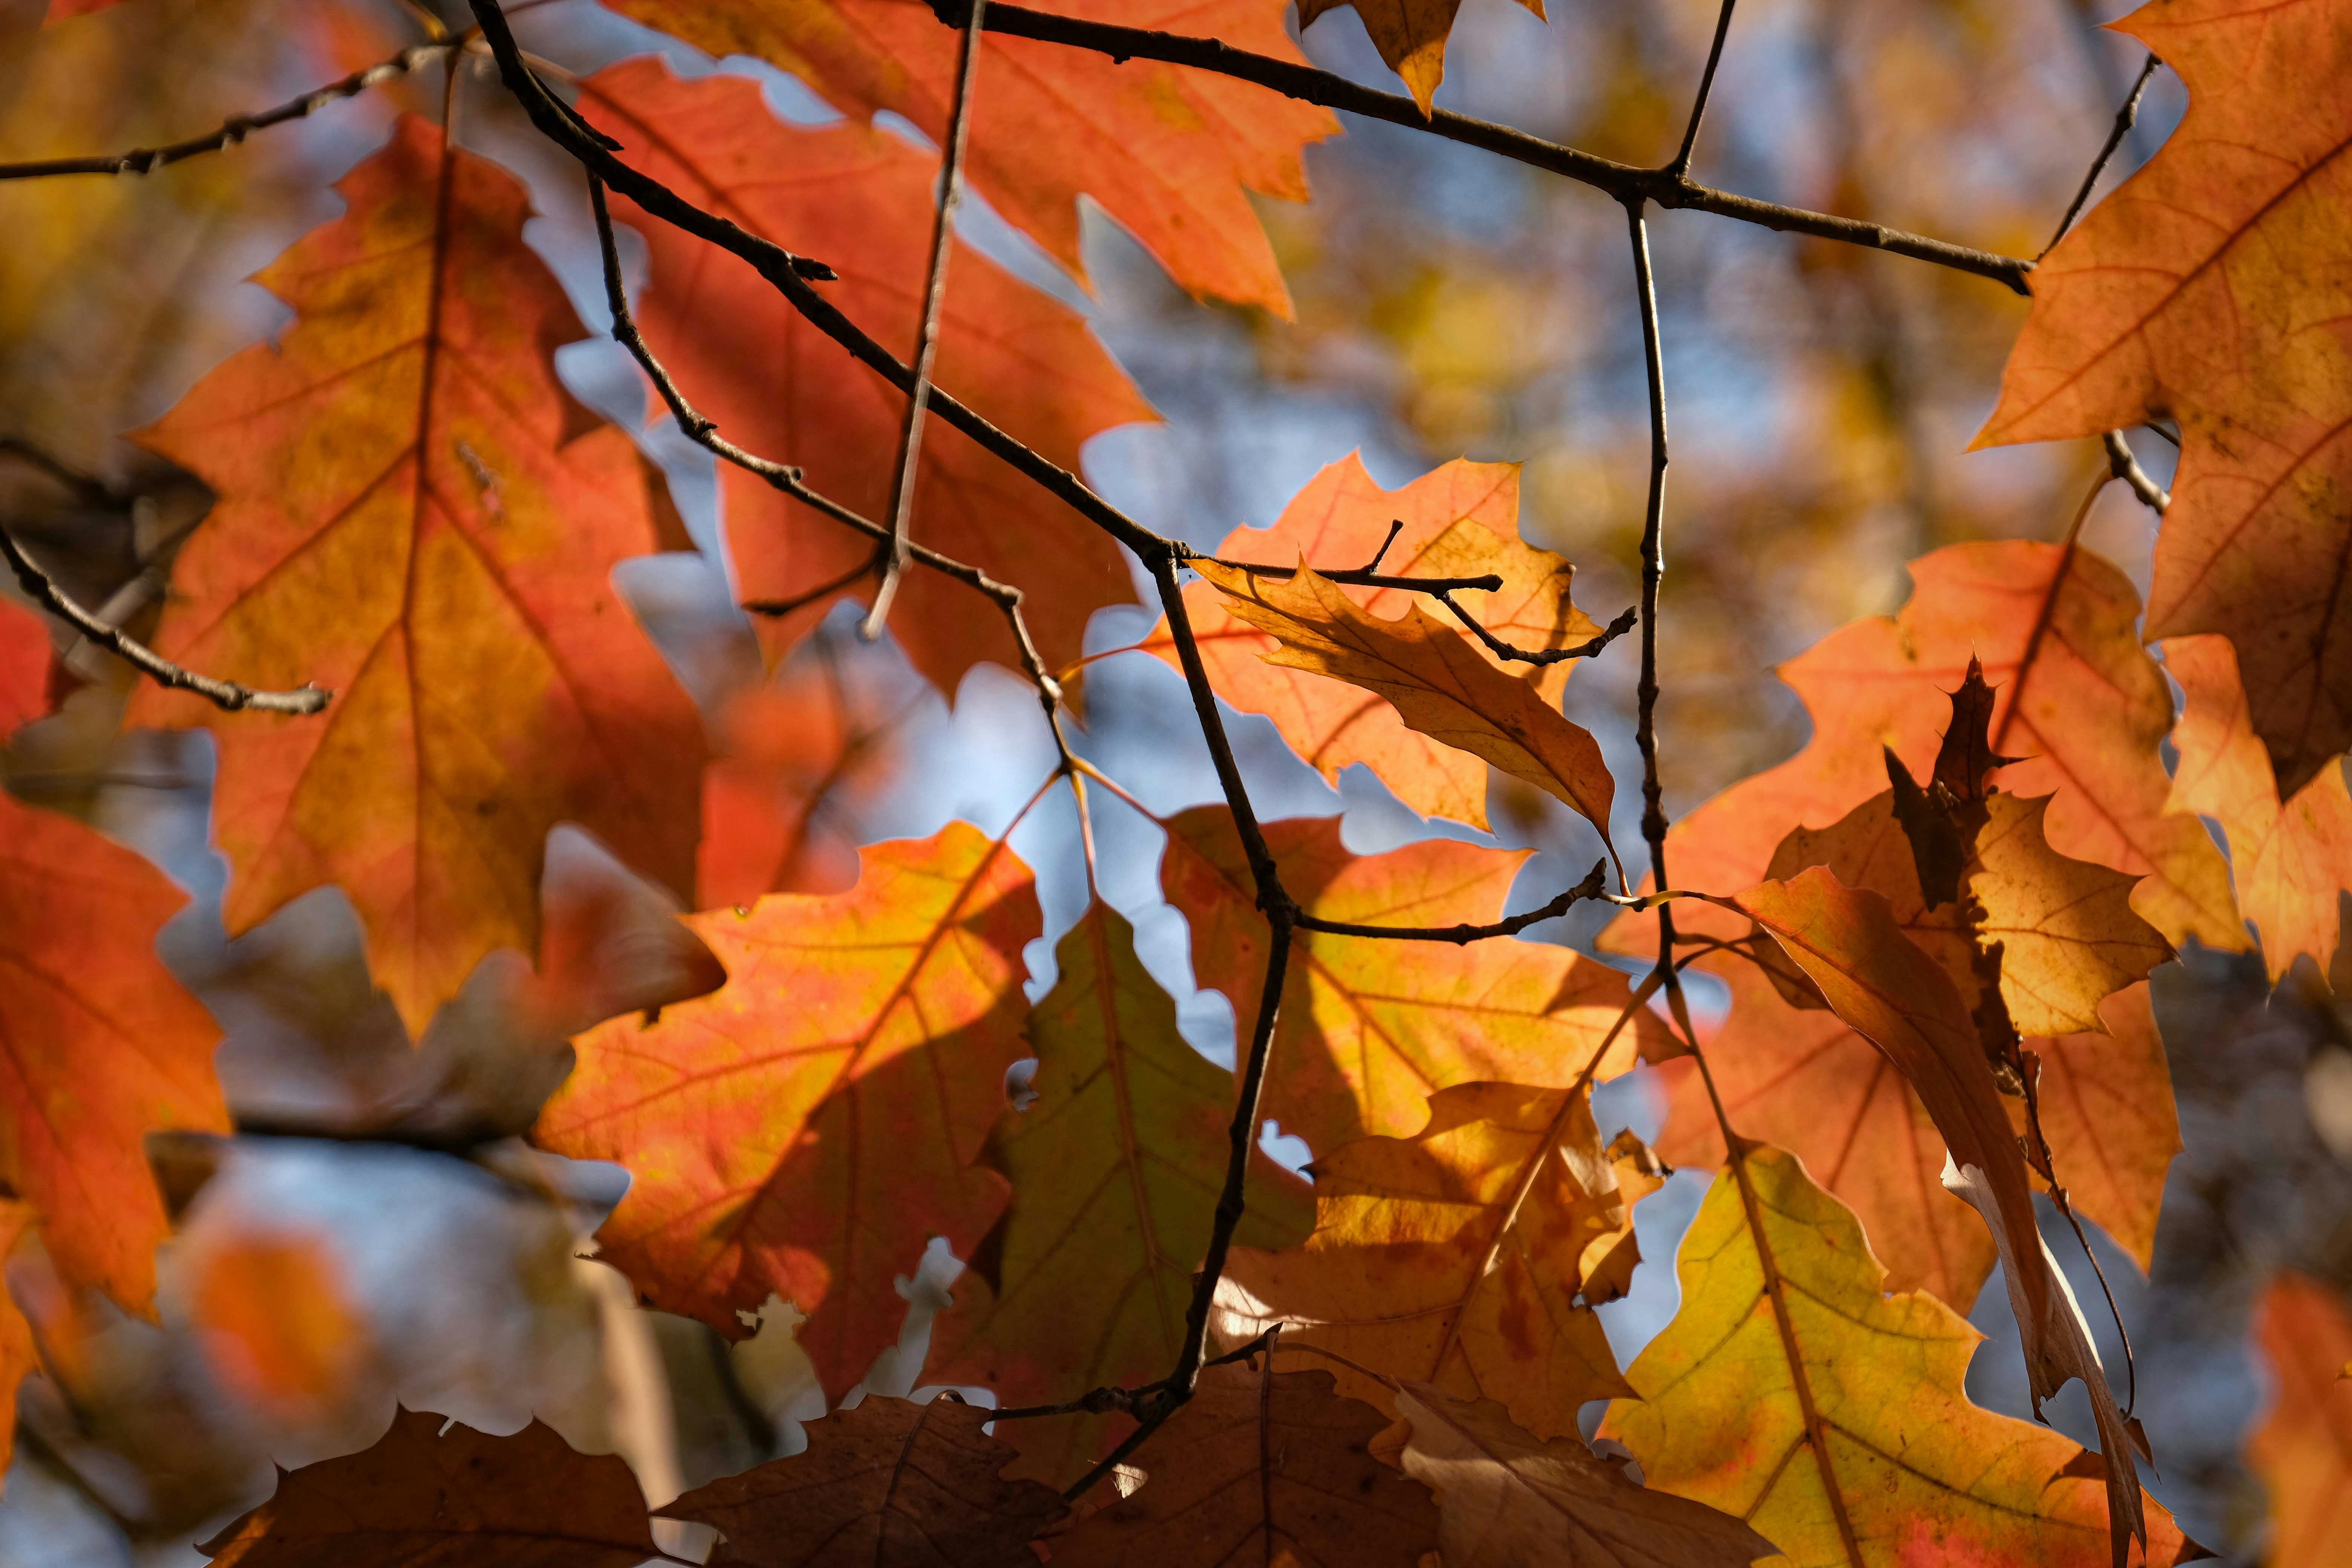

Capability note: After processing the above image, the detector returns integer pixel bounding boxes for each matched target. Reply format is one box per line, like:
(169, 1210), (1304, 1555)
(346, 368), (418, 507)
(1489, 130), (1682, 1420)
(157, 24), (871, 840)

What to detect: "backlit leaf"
(0, 1203), (37, 1481)
(1733, 869), (2145, 1559)
(578, 58), (1154, 689)
(127, 116), (705, 1035)
(1161, 806), (1662, 1150)
(1043, 1358), (1442, 1568)
(0, 600), (49, 732)
(607, 0), (1337, 314)
(1221, 1082), (1650, 1442)
(924, 902), (1313, 1483)
(1195, 559), (1617, 861)
(657, 1395), (1067, 1568)
(1394, 1383), (1776, 1568)
(187, 1234), (366, 1424)
(531, 823), (1038, 1399)
(1601, 1146), (2197, 1568)
(2246, 1274), (2352, 1568)
(2163, 634), (2352, 979)
(0, 793), (226, 1313)
(199, 1407), (660, 1566)
(1300, 0), (1546, 114)
(1979, 0), (2352, 795)
(1146, 455), (1602, 829)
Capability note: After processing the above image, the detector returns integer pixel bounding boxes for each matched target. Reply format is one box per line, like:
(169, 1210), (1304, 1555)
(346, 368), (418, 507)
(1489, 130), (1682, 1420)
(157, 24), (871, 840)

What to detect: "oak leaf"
(127, 116), (704, 1035)
(657, 1395), (1067, 1568)
(1618, 541), (2240, 957)
(2162, 634), (2352, 979)
(1978, 0), (2352, 796)
(1219, 1083), (1645, 1443)
(1733, 869), (2145, 1562)
(1300, 0), (1545, 114)
(1601, 1146), (2198, 1568)
(606, 0), (1336, 315)
(199, 1407), (661, 1566)
(1393, 1383), (1775, 1568)
(0, 792), (226, 1313)
(187, 1234), (367, 1424)
(579, 59), (1153, 689)
(1146, 455), (1602, 829)
(923, 902), (1313, 1483)
(1769, 788), (2170, 1038)
(0, 1204), (36, 1481)
(1195, 559), (1617, 861)
(1161, 805), (1663, 1150)
(1043, 1358), (1442, 1568)
(531, 823), (1038, 1399)
(2246, 1274), (2352, 1568)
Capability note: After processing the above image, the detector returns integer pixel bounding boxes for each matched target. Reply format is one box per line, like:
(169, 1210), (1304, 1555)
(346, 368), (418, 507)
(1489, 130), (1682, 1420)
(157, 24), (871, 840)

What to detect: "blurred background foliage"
(0, 0), (2345, 1562)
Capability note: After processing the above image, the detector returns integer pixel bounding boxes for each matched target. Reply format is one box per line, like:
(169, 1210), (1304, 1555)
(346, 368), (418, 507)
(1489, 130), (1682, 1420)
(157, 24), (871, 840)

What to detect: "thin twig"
(0, 43), (459, 182)
(863, 0), (988, 640)
(1670, 0), (1740, 178)
(2042, 53), (2161, 257)
(2102, 429), (2169, 513)
(1627, 202), (1672, 873)
(0, 525), (329, 714)
(1188, 554), (1503, 594)
(933, 1), (2032, 292)
(1297, 860), (1610, 943)
(1437, 595), (1637, 667)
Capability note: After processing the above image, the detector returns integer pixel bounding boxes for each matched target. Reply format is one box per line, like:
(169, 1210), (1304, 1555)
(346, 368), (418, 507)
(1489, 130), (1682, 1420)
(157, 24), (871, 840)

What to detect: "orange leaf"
(1161, 806), (1662, 1150)
(0, 600), (50, 733)
(1300, 0), (1546, 114)
(1734, 869), (2145, 1560)
(1146, 455), (1602, 829)
(1221, 1083), (1649, 1443)
(1195, 559), (1618, 861)
(1601, 1145), (2197, 1568)
(200, 1407), (661, 1566)
(1042, 1359), (1441, 1567)
(532, 823), (1035, 1399)
(0, 793), (225, 1313)
(657, 1395), (1067, 1567)
(924, 902), (1312, 1483)
(577, 58), (1155, 690)
(0, 1203), (37, 1481)
(2247, 1274), (2352, 1568)
(127, 116), (705, 1036)
(2164, 633), (2352, 979)
(606, 0), (1337, 315)
(699, 654), (914, 908)
(1978, 0), (2352, 796)
(1393, 1383), (1776, 1568)
(187, 1234), (367, 1423)
(1621, 541), (2240, 957)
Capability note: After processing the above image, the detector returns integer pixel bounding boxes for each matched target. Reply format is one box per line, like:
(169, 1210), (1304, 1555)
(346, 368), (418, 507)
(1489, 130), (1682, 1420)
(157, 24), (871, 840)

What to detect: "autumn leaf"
(1734, 868), (2145, 1560)
(1145, 455), (1603, 829)
(658, 1395), (1067, 1568)
(699, 654), (915, 909)
(924, 902), (1314, 1483)
(1393, 1383), (1775, 1568)
(0, 599), (50, 732)
(187, 1234), (367, 1424)
(1617, 541), (2240, 957)
(2246, 1274), (2352, 1568)
(40, 0), (127, 19)
(199, 1407), (662, 1566)
(1219, 1082), (1646, 1442)
(0, 1203), (37, 1481)
(606, 0), (1336, 315)
(2163, 634), (2352, 980)
(1978, 0), (2352, 796)
(1769, 789), (2170, 1038)
(1043, 1358), (1441, 1568)
(126, 115), (705, 1035)
(1601, 1146), (2197, 1568)
(1301, 0), (1546, 114)
(0, 791), (226, 1314)
(578, 59), (1153, 690)
(531, 823), (1037, 1399)
(1195, 559), (1618, 862)
(1161, 805), (1662, 1150)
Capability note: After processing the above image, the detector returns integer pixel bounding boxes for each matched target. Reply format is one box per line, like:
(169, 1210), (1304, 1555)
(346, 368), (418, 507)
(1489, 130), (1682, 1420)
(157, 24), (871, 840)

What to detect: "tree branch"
(1296, 859), (1609, 943)
(933, 0), (2031, 292)
(2103, 429), (2170, 513)
(1670, 0), (1740, 179)
(1437, 594), (1637, 667)
(2043, 52), (2161, 258)
(0, 524), (329, 715)
(0, 43), (459, 182)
